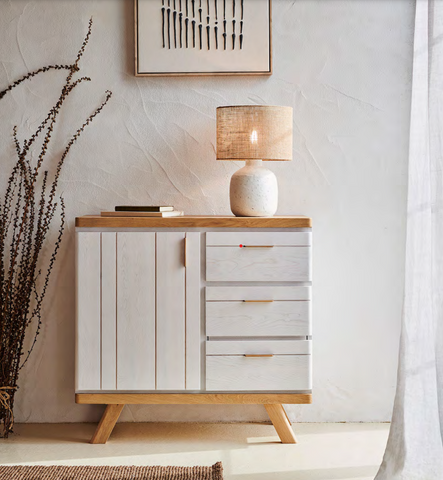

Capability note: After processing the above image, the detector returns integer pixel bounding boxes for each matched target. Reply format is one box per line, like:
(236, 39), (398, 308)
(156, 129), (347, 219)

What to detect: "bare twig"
(0, 18), (111, 438)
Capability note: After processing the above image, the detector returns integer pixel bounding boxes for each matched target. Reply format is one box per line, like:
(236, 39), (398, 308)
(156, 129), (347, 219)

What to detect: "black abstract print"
(161, 0), (244, 50)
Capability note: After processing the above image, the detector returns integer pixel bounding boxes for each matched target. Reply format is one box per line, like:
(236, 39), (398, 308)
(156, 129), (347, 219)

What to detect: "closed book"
(115, 206), (174, 212)
(101, 211), (184, 218)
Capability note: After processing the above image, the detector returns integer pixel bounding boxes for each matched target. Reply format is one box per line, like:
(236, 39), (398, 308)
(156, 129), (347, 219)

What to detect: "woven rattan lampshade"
(216, 106), (293, 161)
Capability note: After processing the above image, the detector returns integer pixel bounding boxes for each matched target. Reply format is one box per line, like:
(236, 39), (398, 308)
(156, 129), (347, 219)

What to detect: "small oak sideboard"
(75, 215), (312, 444)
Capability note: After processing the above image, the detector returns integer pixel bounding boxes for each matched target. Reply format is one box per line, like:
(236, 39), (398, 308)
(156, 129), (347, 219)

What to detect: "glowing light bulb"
(250, 130), (258, 144)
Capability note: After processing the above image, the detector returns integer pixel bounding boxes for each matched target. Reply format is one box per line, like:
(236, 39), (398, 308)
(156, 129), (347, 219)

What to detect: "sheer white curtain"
(375, 0), (443, 478)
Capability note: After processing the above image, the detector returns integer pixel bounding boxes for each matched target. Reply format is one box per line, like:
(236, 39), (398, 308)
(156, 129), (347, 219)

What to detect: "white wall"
(0, 0), (414, 423)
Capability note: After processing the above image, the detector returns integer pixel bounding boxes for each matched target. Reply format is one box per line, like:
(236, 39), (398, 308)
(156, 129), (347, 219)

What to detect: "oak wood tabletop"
(75, 215), (312, 228)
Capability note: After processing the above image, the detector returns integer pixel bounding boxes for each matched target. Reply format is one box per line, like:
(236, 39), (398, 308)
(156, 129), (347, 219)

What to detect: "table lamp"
(216, 105), (293, 217)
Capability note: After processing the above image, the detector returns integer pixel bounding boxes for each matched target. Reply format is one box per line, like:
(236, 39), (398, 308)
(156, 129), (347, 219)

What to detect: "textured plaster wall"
(0, 0), (414, 423)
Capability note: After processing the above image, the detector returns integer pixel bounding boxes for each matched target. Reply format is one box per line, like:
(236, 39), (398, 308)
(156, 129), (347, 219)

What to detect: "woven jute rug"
(0, 463), (223, 480)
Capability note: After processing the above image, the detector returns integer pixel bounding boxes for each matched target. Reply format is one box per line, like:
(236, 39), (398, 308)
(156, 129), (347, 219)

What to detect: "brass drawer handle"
(240, 245), (274, 248)
(243, 300), (274, 303)
(244, 354), (274, 358)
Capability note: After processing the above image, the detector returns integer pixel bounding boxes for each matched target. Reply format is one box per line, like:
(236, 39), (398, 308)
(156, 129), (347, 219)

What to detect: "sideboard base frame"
(76, 393), (311, 445)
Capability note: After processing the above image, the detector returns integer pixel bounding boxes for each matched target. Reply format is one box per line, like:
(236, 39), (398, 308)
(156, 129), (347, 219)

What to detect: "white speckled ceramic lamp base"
(230, 160), (278, 217)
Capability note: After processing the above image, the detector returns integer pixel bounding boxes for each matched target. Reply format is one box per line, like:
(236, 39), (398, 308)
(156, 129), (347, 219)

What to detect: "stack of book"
(101, 206), (184, 218)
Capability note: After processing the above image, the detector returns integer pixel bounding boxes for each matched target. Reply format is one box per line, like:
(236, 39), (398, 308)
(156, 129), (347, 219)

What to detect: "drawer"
(206, 355), (312, 391)
(206, 300), (311, 337)
(206, 286), (311, 301)
(206, 232), (311, 282)
(206, 232), (311, 247)
(206, 339), (312, 355)
(206, 246), (311, 282)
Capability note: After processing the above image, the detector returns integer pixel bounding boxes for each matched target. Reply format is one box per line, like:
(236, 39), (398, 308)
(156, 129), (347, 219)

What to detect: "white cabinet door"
(156, 232), (201, 390)
(185, 232), (201, 390)
(117, 232), (156, 390)
(101, 232), (117, 390)
(76, 232), (101, 391)
(156, 232), (186, 390)
(77, 230), (201, 392)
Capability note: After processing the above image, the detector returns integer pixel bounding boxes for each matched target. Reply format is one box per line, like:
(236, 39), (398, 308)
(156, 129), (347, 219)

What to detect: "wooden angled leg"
(265, 404), (297, 444)
(90, 404), (125, 444)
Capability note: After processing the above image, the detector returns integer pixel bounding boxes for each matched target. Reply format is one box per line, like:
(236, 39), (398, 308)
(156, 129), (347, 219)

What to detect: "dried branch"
(0, 18), (112, 438)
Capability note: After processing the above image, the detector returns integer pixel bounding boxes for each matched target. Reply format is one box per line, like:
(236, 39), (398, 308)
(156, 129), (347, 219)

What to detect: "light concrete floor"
(0, 422), (389, 480)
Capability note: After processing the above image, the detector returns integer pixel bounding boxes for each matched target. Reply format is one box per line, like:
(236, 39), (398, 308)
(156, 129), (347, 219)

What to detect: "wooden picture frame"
(134, 0), (272, 77)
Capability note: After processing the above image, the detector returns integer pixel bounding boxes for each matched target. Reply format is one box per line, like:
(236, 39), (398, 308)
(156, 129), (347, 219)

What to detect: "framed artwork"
(134, 0), (272, 76)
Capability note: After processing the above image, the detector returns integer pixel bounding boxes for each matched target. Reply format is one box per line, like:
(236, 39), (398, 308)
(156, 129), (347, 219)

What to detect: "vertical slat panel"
(186, 232), (201, 390)
(101, 232), (116, 390)
(156, 232), (186, 390)
(117, 232), (155, 390)
(76, 232), (101, 391)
